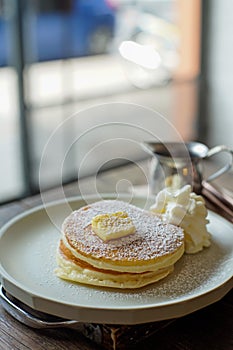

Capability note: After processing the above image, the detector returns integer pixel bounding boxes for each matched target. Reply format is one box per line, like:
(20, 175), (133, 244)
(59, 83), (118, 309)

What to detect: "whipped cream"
(150, 185), (211, 254)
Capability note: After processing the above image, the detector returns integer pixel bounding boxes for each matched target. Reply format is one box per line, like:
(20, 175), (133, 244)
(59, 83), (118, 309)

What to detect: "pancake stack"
(55, 200), (184, 289)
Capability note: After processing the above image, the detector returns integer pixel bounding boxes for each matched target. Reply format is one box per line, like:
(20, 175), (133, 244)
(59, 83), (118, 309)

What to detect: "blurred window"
(0, 0), (25, 202)
(0, 0), (201, 203)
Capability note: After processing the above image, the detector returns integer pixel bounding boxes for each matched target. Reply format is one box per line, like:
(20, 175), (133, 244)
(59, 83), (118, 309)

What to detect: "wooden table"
(0, 161), (232, 350)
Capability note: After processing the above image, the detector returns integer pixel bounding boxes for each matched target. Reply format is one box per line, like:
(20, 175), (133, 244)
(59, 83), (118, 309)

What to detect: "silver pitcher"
(142, 141), (233, 195)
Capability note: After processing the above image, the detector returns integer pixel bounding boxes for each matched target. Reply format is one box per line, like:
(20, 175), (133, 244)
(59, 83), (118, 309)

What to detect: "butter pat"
(91, 211), (136, 241)
(150, 185), (211, 254)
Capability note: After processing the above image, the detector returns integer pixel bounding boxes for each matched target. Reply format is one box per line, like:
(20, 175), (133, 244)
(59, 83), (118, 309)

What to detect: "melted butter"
(91, 211), (136, 242)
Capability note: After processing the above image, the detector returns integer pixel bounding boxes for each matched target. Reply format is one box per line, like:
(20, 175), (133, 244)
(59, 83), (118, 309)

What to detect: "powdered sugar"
(62, 200), (184, 262)
(69, 238), (231, 305)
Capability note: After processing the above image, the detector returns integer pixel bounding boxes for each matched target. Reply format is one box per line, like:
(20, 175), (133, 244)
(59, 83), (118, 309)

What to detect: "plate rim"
(0, 194), (233, 323)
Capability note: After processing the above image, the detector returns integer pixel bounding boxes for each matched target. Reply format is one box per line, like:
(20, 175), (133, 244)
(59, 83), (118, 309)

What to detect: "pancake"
(55, 200), (184, 289)
(56, 240), (174, 289)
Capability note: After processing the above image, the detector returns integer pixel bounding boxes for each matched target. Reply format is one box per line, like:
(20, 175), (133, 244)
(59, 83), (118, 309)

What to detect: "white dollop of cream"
(150, 185), (211, 254)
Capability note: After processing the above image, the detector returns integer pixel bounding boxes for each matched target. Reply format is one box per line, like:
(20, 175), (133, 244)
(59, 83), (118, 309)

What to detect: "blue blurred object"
(0, 0), (116, 66)
(0, 17), (10, 65)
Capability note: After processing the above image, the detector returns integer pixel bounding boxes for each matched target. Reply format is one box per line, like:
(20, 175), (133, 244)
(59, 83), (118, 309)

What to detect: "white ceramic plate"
(0, 194), (232, 325)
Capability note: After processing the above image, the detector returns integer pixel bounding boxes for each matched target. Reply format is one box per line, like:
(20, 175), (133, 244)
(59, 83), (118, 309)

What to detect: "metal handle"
(205, 145), (233, 182)
(0, 285), (79, 329)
